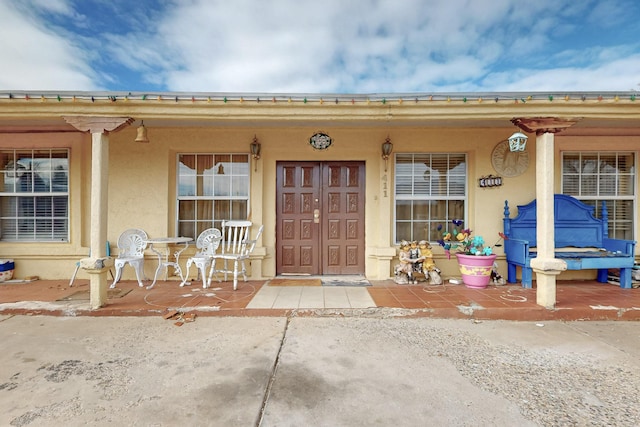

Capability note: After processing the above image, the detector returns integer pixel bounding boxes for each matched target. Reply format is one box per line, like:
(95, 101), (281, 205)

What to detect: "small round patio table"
(145, 237), (193, 289)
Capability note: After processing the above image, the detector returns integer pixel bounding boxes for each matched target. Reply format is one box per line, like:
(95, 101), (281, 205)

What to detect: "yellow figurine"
(419, 240), (442, 285)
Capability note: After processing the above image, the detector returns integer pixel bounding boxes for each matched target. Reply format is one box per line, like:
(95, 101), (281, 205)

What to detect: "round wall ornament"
(491, 140), (529, 177)
(309, 132), (332, 150)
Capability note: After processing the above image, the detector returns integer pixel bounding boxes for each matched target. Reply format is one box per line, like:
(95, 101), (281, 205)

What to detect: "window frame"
(393, 152), (468, 244)
(0, 148), (70, 242)
(175, 152), (250, 240)
(561, 151), (636, 240)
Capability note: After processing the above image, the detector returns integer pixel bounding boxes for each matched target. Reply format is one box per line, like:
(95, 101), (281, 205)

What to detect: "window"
(177, 153), (250, 240)
(562, 152), (635, 239)
(0, 149), (69, 241)
(394, 153), (467, 243)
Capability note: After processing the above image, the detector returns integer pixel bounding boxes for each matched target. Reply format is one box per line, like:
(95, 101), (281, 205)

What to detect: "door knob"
(313, 209), (320, 223)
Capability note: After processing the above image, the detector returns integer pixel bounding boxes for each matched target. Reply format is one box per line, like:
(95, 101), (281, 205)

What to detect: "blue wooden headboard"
(503, 194), (607, 248)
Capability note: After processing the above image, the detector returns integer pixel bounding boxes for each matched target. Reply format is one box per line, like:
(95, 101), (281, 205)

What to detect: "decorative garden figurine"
(417, 240), (432, 271)
(394, 240), (417, 284)
(419, 240), (442, 285)
(490, 261), (506, 285)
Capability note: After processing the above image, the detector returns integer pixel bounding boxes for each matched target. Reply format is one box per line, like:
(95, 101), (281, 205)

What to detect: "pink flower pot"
(455, 253), (497, 289)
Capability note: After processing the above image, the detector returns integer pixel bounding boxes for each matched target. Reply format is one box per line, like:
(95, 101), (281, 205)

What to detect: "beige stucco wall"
(1, 122), (639, 283)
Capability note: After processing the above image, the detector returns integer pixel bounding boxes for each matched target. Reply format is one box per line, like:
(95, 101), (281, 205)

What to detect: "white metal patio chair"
(211, 221), (264, 290)
(110, 228), (148, 288)
(179, 228), (222, 288)
(69, 241), (114, 286)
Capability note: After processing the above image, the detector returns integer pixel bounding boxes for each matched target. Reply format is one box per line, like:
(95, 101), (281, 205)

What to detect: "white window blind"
(0, 149), (69, 241)
(562, 152), (635, 240)
(394, 153), (467, 243)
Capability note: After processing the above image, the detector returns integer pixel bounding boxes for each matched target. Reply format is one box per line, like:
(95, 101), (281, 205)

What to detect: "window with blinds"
(562, 152), (635, 240)
(0, 149), (69, 241)
(394, 153), (467, 243)
(177, 153), (249, 240)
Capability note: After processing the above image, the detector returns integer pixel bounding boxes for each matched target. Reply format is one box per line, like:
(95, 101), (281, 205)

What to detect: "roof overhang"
(0, 91), (639, 136)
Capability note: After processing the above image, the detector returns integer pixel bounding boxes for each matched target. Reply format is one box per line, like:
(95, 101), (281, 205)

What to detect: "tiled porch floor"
(1, 278), (640, 320)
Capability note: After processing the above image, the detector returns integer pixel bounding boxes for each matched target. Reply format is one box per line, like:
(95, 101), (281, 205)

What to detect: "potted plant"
(437, 220), (498, 289)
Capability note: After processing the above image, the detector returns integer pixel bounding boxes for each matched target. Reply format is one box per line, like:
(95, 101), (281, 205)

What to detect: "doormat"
(268, 279), (322, 287)
(56, 288), (132, 301)
(322, 277), (371, 287)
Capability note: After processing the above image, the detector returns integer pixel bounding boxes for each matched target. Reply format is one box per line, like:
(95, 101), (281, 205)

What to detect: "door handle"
(313, 209), (320, 223)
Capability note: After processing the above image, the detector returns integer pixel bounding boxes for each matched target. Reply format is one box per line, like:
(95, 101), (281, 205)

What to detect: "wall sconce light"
(508, 131), (528, 152)
(250, 135), (261, 171)
(381, 136), (393, 172)
(134, 120), (149, 143)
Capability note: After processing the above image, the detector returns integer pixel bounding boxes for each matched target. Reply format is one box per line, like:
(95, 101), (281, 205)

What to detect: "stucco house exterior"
(1, 90), (639, 309)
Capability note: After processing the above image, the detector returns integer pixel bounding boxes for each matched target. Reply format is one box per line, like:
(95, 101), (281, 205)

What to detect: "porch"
(1, 278), (639, 321)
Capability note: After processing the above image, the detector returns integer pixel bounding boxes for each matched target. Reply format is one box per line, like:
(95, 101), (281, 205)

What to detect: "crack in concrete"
(255, 315), (291, 426)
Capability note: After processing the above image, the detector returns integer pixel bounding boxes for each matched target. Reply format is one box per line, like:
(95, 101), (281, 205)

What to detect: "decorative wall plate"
(309, 132), (332, 150)
(491, 140), (529, 177)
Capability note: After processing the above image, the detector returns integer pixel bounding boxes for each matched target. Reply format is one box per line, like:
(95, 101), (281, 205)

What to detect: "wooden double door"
(276, 161), (365, 275)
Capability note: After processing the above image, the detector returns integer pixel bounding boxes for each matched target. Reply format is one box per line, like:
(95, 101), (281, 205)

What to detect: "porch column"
(531, 132), (564, 308)
(512, 117), (580, 308)
(64, 116), (134, 309)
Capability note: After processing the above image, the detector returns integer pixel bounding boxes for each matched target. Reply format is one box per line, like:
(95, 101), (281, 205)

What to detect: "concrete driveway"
(1, 314), (639, 426)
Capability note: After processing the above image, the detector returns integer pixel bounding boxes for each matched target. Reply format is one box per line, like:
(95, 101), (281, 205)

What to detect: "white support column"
(88, 131), (109, 308)
(64, 116), (134, 309)
(530, 132), (564, 308)
(511, 117), (581, 309)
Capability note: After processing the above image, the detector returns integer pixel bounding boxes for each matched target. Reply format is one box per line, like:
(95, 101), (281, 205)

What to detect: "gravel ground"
(372, 318), (640, 426)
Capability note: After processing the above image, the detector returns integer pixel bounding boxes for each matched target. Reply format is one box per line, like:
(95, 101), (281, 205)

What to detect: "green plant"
(437, 220), (500, 258)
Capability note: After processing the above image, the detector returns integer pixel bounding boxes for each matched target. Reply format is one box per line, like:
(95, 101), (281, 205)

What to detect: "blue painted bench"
(503, 194), (636, 289)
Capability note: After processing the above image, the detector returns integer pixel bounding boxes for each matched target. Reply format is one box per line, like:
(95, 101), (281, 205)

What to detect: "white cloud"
(1, 0), (640, 93)
(146, 0), (522, 92)
(0, 1), (97, 90)
(484, 56), (640, 92)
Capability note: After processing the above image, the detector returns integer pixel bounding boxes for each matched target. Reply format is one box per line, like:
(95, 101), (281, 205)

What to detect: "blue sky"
(1, 0), (639, 93)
